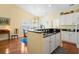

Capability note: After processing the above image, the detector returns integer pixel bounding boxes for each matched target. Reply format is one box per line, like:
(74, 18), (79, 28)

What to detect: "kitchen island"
(27, 29), (61, 54)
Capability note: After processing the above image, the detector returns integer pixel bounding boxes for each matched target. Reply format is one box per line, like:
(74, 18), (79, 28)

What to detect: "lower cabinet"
(76, 32), (79, 48)
(61, 31), (77, 44)
(50, 34), (56, 53)
(27, 32), (61, 54)
(44, 36), (50, 54)
(55, 33), (61, 48)
(48, 33), (61, 53)
(61, 31), (79, 53)
(44, 33), (61, 53)
(61, 31), (70, 42)
(69, 32), (76, 43)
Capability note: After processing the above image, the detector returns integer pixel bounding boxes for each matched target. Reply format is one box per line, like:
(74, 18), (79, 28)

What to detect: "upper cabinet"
(60, 13), (74, 25)
(59, 12), (79, 26)
(74, 13), (79, 25)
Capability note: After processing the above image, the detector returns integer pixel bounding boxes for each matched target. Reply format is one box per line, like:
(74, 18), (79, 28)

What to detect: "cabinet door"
(55, 33), (61, 47)
(61, 31), (77, 43)
(61, 31), (69, 42)
(69, 32), (76, 43)
(60, 15), (70, 25)
(72, 13), (79, 25)
(50, 35), (56, 53)
(60, 15), (65, 25)
(61, 31), (66, 41)
(66, 14), (73, 25)
(65, 31), (69, 41)
(60, 13), (79, 25)
(60, 14), (74, 25)
(77, 32), (79, 48)
(44, 36), (50, 54)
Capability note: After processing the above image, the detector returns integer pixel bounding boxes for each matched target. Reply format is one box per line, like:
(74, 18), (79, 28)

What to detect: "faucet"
(40, 24), (45, 30)
(39, 24), (46, 34)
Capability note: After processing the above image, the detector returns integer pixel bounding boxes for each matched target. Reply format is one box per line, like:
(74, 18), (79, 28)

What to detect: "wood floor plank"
(0, 39), (28, 54)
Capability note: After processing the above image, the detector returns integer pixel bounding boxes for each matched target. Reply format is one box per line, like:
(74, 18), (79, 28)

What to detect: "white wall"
(0, 5), (34, 41)
(40, 16), (53, 28)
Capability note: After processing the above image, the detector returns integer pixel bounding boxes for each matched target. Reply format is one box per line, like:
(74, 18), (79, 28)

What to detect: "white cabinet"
(44, 35), (55, 53)
(65, 32), (70, 42)
(55, 33), (61, 48)
(50, 34), (56, 53)
(61, 31), (77, 44)
(44, 33), (61, 53)
(44, 36), (50, 54)
(61, 31), (69, 42)
(73, 31), (79, 48)
(50, 33), (61, 53)
(74, 13), (79, 25)
(59, 15), (65, 25)
(59, 13), (76, 25)
(69, 32), (76, 43)
(77, 32), (79, 48)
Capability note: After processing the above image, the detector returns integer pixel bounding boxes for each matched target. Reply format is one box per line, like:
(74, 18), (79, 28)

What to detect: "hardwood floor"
(0, 39), (78, 54)
(0, 39), (28, 54)
(62, 41), (78, 54)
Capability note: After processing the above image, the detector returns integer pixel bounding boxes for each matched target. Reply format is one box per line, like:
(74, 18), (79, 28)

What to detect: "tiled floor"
(0, 39), (28, 54)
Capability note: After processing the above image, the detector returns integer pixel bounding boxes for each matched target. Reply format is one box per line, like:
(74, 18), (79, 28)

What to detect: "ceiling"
(16, 4), (79, 16)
